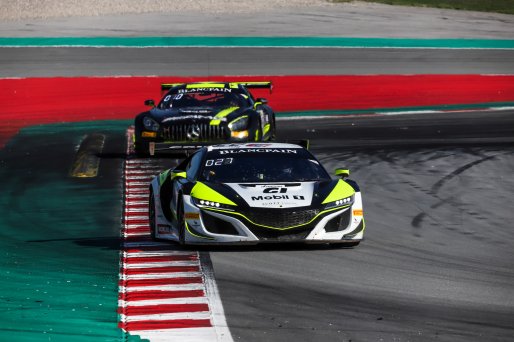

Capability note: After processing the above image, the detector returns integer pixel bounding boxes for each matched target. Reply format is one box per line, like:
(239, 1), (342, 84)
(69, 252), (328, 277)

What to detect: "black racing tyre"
(330, 241), (360, 248)
(134, 141), (149, 157)
(177, 197), (186, 245)
(149, 188), (156, 240)
(269, 115), (277, 141)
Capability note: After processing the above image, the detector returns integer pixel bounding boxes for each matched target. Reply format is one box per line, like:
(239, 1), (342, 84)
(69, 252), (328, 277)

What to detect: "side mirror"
(144, 99), (155, 107)
(255, 98), (268, 105)
(335, 168), (350, 179)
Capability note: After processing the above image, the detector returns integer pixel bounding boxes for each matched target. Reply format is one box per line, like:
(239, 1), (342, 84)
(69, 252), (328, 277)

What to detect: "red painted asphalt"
(2, 75), (514, 147)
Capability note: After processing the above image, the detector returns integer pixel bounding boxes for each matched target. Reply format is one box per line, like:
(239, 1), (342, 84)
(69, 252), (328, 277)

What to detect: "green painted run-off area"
(0, 121), (143, 341)
(1, 36), (514, 49)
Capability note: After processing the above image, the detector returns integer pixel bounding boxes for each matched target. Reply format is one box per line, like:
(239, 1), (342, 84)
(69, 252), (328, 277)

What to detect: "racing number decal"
(205, 158), (233, 166)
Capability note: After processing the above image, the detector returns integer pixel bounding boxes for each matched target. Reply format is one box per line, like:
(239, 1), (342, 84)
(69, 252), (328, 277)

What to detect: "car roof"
(207, 143), (303, 151)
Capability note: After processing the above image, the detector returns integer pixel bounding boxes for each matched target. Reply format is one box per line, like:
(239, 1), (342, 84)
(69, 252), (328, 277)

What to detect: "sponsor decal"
(157, 224), (171, 233)
(178, 88), (232, 93)
(164, 145), (204, 149)
(219, 149), (298, 155)
(179, 109), (213, 114)
(162, 115), (215, 123)
(353, 209), (363, 216)
(263, 187), (287, 194)
(251, 195), (305, 201)
(185, 212), (200, 220)
(245, 143), (273, 147)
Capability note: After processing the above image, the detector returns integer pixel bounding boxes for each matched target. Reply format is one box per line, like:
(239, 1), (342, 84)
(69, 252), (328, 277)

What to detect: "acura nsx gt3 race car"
(148, 143), (365, 246)
(134, 81), (276, 155)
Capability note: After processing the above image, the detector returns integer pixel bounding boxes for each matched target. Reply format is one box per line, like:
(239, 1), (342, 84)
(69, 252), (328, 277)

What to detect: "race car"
(134, 81), (276, 155)
(148, 143), (365, 246)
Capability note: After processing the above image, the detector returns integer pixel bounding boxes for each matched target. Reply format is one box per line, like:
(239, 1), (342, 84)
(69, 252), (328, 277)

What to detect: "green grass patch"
(332, 0), (514, 15)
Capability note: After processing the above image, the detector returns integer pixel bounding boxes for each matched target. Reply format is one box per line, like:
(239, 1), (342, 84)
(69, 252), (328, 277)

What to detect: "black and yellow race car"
(148, 143), (365, 246)
(134, 81), (276, 155)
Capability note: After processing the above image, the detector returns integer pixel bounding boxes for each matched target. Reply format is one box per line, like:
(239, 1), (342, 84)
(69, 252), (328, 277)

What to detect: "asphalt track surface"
(221, 111), (514, 342)
(2, 47), (514, 77)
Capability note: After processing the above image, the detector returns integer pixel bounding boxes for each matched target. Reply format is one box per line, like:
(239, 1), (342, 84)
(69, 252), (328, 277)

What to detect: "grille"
(242, 208), (320, 229)
(161, 123), (226, 141)
(249, 227), (310, 241)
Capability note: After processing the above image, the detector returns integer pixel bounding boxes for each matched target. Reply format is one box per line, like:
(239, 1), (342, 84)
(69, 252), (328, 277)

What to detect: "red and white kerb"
(118, 128), (232, 341)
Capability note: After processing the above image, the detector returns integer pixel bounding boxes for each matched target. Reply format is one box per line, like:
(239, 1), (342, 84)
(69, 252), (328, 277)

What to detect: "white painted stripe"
(125, 181), (151, 186)
(124, 226), (149, 231)
(124, 261), (199, 268)
(120, 272), (204, 280)
(119, 297), (209, 307)
(125, 223), (149, 227)
(126, 159), (154, 164)
(126, 194), (149, 199)
(126, 201), (149, 205)
(126, 164), (161, 169)
(122, 284), (205, 292)
(126, 169), (160, 174)
(126, 188), (149, 192)
(126, 176), (154, 180)
(126, 208), (149, 213)
(490, 106), (514, 111)
(124, 232), (151, 237)
(129, 327), (220, 342)
(125, 251), (198, 258)
(381, 110), (442, 115)
(121, 312), (211, 322)
(124, 215), (148, 220)
(202, 255), (234, 342)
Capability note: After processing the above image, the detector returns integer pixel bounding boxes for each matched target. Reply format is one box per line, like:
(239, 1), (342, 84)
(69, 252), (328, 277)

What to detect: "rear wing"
(160, 81), (273, 93)
(231, 81), (273, 93)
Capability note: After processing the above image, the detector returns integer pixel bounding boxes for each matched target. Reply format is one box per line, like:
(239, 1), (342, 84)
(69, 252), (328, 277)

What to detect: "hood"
(225, 182), (315, 208)
(149, 106), (245, 125)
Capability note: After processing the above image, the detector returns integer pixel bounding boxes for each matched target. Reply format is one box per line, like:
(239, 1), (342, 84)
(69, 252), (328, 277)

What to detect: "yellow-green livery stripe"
(159, 170), (170, 185)
(191, 182), (237, 206)
(210, 107), (239, 126)
(186, 83), (225, 88)
(185, 222), (214, 240)
(322, 180), (355, 204)
(263, 123), (271, 135)
(202, 205), (349, 230)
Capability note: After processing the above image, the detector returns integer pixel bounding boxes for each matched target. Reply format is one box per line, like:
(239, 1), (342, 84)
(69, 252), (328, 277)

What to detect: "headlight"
(192, 197), (236, 211)
(324, 195), (354, 209)
(228, 116), (248, 131)
(143, 116), (160, 131)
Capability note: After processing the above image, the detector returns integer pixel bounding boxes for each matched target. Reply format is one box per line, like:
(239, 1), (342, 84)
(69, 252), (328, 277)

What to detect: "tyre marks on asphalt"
(118, 128), (232, 341)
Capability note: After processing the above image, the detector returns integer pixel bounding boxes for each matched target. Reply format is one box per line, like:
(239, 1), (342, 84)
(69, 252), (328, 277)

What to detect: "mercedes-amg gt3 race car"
(134, 81), (276, 155)
(148, 143), (365, 246)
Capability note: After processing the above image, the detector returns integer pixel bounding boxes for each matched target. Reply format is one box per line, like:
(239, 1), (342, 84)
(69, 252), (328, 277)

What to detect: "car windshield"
(159, 89), (251, 109)
(199, 150), (331, 183)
